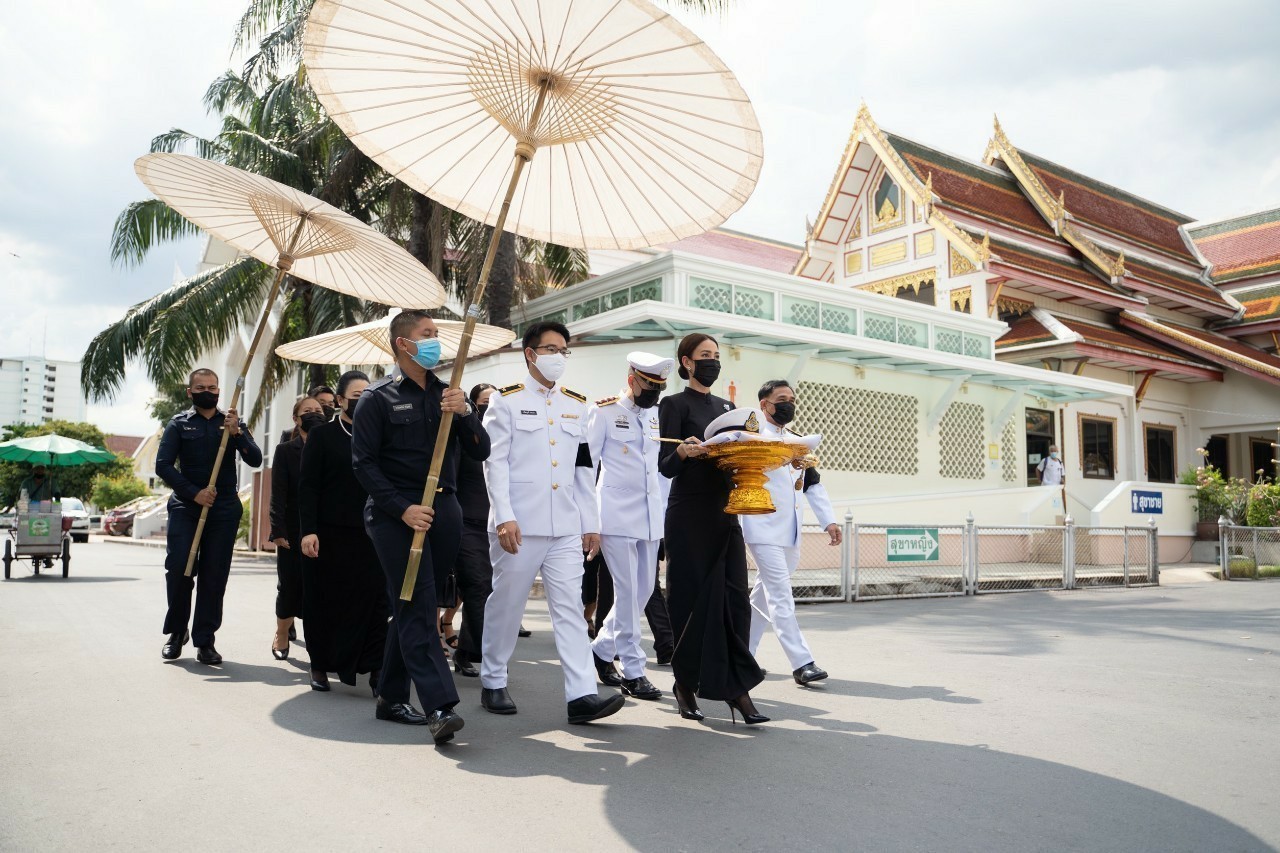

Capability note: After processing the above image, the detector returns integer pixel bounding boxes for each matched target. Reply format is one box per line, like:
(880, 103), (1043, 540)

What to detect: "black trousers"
(163, 501), (241, 647)
(453, 518), (493, 665)
(367, 499), (460, 713)
(275, 537), (304, 620)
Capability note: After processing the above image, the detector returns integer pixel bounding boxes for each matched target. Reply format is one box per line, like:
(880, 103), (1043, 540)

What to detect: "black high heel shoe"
(271, 639), (289, 661)
(672, 681), (704, 721)
(725, 693), (769, 725)
(310, 671), (330, 692)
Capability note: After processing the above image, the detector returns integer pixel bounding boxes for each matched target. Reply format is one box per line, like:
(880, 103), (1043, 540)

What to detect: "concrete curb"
(102, 536), (276, 565)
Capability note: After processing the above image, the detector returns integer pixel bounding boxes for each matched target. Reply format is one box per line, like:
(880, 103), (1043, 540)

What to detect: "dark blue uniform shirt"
(156, 408), (263, 510)
(351, 367), (491, 519)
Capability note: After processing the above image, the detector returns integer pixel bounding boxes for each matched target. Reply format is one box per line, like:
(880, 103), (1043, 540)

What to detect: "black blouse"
(269, 437), (303, 542)
(298, 419), (369, 534)
(658, 387), (736, 500)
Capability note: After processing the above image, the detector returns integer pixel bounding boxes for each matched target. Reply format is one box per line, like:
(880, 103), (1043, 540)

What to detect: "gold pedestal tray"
(703, 440), (810, 515)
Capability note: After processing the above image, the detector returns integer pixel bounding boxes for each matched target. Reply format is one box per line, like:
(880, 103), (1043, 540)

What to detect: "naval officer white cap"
(703, 408), (763, 441)
(627, 351), (674, 384)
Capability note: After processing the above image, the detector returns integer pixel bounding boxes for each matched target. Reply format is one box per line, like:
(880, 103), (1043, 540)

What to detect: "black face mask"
(343, 397), (360, 419)
(476, 404), (488, 419)
(634, 388), (661, 409)
(191, 390), (219, 410)
(300, 413), (327, 434)
(321, 405), (336, 421)
(691, 358), (721, 387)
(33, 473), (45, 480)
(770, 401), (796, 425)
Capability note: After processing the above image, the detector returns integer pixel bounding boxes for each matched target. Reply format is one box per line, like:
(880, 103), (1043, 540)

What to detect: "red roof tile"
(886, 134), (1058, 240)
(104, 435), (143, 457)
(1120, 313), (1280, 385)
(660, 228), (802, 274)
(996, 314), (1056, 348)
(1055, 317), (1208, 365)
(985, 236), (1114, 292)
(1122, 256), (1231, 310)
(1189, 209), (1280, 283)
(1236, 284), (1280, 323)
(1017, 150), (1197, 263)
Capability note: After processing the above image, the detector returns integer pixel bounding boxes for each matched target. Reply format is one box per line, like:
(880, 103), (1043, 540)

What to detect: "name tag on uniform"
(521, 409), (538, 416)
(613, 416), (631, 429)
(562, 413), (580, 419)
(392, 403), (414, 412)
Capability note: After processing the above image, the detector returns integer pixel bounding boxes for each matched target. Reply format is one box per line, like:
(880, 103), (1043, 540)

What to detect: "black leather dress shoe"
(517, 625), (532, 638)
(793, 662), (829, 685)
(195, 645), (222, 665)
(567, 692), (626, 724)
(161, 630), (189, 660)
(481, 687), (517, 715)
(453, 657), (479, 677)
(655, 650), (673, 666)
(375, 698), (428, 725)
(620, 676), (662, 700)
(593, 653), (623, 687)
(426, 709), (465, 744)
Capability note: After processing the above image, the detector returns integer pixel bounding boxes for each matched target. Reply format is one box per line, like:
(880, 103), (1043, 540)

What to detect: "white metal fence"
(1220, 523), (1280, 580)
(772, 513), (1160, 603)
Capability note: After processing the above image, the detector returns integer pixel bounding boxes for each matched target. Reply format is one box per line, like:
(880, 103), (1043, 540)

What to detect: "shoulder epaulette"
(499, 383), (524, 396)
(367, 375), (394, 391)
(561, 387), (587, 403)
(595, 395), (620, 407)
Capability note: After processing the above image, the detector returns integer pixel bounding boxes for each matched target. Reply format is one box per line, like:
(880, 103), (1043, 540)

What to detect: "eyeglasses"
(532, 345), (572, 357)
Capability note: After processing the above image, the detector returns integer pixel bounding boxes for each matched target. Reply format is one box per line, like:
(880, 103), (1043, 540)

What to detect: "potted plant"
(1183, 449), (1250, 540)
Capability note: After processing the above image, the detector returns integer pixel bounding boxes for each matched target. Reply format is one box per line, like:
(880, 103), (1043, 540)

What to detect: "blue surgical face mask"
(405, 337), (442, 370)
(1050, 451), (1060, 459)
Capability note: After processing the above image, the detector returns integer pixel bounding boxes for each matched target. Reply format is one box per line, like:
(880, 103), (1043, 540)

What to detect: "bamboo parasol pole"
(399, 81), (552, 601)
(184, 218), (307, 576)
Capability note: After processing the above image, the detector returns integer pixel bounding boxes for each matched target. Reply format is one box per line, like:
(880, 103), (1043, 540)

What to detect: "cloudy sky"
(2, 0), (1278, 437)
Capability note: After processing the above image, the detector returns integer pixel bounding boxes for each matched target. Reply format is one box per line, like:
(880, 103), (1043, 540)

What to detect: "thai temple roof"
(1188, 207), (1280, 285)
(659, 227), (802, 275)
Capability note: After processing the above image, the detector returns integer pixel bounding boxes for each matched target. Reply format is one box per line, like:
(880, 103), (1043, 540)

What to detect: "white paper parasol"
(134, 153), (446, 575)
(275, 309), (515, 365)
(303, 0), (762, 250)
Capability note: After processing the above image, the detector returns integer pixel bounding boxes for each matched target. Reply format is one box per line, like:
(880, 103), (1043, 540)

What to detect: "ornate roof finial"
(993, 114), (1009, 146)
(980, 231), (992, 262)
(1113, 249), (1127, 278)
(921, 172), (934, 219)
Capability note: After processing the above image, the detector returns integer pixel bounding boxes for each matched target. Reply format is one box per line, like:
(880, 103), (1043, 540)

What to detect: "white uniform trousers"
(747, 543), (814, 671)
(481, 533), (596, 702)
(591, 535), (659, 680)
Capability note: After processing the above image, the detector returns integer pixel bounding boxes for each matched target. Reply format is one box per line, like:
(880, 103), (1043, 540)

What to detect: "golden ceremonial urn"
(704, 441), (811, 515)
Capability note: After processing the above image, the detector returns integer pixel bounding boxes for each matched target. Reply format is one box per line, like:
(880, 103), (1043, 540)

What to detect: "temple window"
(1081, 416), (1116, 480)
(871, 172), (904, 232)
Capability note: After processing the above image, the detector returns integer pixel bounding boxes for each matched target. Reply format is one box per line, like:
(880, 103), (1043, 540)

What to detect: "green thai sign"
(886, 528), (940, 562)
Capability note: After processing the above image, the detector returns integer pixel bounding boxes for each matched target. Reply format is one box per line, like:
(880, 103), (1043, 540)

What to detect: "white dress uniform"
(481, 375), (601, 702)
(741, 412), (837, 671)
(585, 354), (672, 682)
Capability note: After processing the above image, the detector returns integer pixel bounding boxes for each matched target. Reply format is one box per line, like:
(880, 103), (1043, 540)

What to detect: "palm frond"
(80, 269), (218, 400)
(109, 199), (202, 269)
(141, 257), (273, 383)
(203, 71), (261, 117)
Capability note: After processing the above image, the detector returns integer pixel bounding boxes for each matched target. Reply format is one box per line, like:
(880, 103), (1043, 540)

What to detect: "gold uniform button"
(623, 446), (629, 454)
(552, 483), (559, 490)
(552, 460), (559, 467)
(548, 418), (554, 424)
(550, 438), (556, 445)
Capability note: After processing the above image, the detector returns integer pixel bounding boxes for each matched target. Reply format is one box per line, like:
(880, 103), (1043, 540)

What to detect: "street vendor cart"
(4, 503), (72, 579)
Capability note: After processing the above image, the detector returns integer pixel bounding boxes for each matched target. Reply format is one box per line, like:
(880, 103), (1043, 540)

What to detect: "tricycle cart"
(3, 506), (71, 579)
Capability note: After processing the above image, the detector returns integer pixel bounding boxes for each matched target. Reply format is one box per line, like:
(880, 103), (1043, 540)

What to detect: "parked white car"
(59, 497), (91, 543)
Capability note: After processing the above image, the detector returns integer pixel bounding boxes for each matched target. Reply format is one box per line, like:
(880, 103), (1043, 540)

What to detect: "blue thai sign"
(1130, 490), (1164, 514)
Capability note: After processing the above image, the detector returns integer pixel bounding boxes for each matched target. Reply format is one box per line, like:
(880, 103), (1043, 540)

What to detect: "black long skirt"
(664, 497), (764, 701)
(275, 541), (304, 620)
(303, 523), (388, 685)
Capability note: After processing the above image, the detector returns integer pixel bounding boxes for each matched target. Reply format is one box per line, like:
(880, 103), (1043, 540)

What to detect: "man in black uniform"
(157, 368), (263, 664)
(352, 309), (489, 745)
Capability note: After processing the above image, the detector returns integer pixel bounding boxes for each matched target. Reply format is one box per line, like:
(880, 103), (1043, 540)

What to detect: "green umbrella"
(0, 434), (117, 466)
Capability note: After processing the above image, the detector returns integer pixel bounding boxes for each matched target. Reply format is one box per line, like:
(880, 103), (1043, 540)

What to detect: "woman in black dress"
(658, 333), (768, 724)
(269, 395), (323, 660)
(298, 371), (388, 693)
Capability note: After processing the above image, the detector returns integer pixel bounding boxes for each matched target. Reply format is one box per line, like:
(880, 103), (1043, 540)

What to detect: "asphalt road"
(1, 539), (1277, 852)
